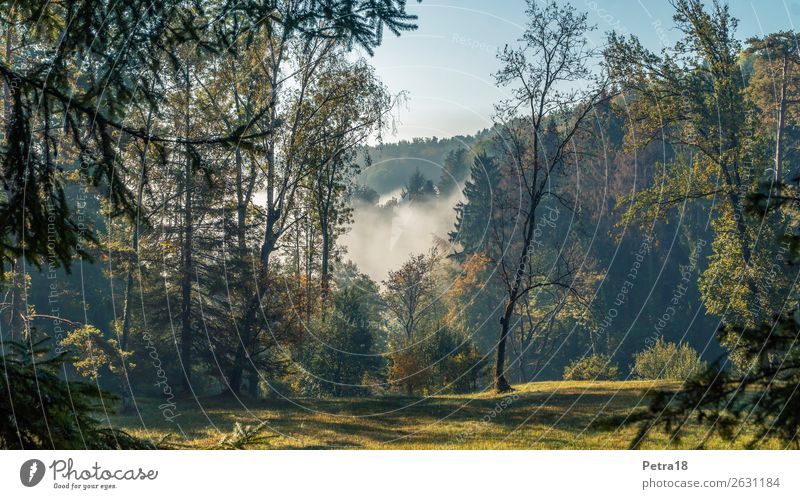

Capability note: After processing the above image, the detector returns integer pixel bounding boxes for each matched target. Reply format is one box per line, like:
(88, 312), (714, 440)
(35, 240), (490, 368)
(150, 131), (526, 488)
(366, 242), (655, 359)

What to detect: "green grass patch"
(107, 380), (781, 449)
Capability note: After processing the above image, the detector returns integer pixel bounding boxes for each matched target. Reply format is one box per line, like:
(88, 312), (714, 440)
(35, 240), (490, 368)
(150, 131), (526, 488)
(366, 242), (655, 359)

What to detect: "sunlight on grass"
(109, 380), (781, 450)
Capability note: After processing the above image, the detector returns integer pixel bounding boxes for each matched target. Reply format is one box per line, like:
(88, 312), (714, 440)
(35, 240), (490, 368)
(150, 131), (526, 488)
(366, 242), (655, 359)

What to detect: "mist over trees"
(3, 0), (800, 449)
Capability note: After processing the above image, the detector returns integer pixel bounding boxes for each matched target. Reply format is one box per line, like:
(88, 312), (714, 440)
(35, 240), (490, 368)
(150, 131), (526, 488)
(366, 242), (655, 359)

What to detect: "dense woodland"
(2, 0), (800, 449)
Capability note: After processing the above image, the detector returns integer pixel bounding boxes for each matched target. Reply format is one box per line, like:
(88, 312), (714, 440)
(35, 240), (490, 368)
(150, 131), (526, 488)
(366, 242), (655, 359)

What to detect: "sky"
(363, 0), (800, 142)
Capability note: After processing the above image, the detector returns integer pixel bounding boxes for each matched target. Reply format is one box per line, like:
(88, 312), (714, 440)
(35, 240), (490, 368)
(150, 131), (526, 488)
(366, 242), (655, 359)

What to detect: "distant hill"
(358, 129), (492, 195)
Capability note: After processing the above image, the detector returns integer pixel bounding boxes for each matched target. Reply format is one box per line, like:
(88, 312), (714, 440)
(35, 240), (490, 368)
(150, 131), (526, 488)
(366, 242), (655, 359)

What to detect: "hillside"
(358, 131), (491, 195)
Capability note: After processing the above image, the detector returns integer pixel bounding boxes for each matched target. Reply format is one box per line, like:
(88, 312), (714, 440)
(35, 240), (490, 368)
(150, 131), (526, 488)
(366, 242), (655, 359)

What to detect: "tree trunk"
(228, 291), (260, 396)
(231, 51), (282, 397)
(180, 67), (193, 393)
(775, 53), (788, 182)
(320, 227), (330, 297)
(494, 202), (538, 392)
(7, 259), (24, 341)
(495, 309), (514, 392)
(120, 109), (152, 354)
(228, 348), (244, 396)
(119, 113), (151, 412)
(247, 369), (259, 398)
(2, 24), (12, 126)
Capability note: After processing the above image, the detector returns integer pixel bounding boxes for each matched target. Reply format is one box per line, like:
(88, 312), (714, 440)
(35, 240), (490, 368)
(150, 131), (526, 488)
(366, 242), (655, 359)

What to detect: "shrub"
(430, 329), (487, 394)
(213, 421), (274, 449)
(631, 337), (707, 380)
(388, 346), (432, 395)
(563, 353), (619, 381)
(0, 335), (151, 449)
(388, 328), (487, 395)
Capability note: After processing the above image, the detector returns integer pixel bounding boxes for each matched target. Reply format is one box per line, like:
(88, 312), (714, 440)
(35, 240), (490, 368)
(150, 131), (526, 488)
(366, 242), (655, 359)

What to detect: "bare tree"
(382, 250), (440, 345)
(490, 0), (610, 392)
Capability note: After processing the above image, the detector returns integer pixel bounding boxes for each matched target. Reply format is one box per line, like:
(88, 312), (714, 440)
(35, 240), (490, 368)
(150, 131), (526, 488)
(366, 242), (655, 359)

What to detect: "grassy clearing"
(108, 380), (781, 449)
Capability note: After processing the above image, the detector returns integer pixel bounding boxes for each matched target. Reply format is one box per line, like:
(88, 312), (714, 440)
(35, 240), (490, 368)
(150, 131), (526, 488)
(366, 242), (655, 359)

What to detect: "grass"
(107, 380), (783, 449)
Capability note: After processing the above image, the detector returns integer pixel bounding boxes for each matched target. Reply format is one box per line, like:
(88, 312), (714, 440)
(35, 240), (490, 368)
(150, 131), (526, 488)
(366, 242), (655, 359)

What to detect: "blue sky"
(363, 0), (800, 141)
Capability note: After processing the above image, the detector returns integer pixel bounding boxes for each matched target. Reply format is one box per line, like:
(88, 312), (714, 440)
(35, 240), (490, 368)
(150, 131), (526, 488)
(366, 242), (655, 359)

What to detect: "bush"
(563, 353), (619, 381)
(631, 337), (706, 380)
(388, 328), (487, 395)
(388, 346), (432, 395)
(0, 335), (151, 449)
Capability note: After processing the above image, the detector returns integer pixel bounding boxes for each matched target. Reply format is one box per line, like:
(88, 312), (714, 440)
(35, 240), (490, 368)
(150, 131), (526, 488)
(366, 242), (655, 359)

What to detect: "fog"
(341, 187), (465, 283)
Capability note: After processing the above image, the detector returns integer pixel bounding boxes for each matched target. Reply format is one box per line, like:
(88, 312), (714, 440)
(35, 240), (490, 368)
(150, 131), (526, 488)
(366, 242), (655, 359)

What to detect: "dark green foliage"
(302, 280), (385, 397)
(614, 313), (800, 448)
(427, 327), (487, 393)
(614, 176), (800, 448)
(358, 133), (487, 194)
(437, 148), (472, 195)
(401, 167), (437, 201)
(350, 184), (381, 205)
(599, 0), (800, 449)
(0, 335), (151, 449)
(0, 0), (417, 271)
(450, 152), (502, 259)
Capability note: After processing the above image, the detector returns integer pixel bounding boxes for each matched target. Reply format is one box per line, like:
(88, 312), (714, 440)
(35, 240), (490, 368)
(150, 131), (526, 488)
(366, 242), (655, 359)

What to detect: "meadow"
(110, 381), (779, 450)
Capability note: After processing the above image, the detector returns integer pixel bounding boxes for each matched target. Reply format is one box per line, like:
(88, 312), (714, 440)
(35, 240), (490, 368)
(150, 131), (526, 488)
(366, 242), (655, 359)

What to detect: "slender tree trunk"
(121, 109), (153, 352)
(7, 259), (23, 341)
(180, 67), (194, 392)
(775, 54), (788, 182)
(119, 113), (151, 412)
(232, 48), (283, 396)
(495, 306), (515, 392)
(229, 280), (262, 395)
(247, 370), (259, 398)
(320, 226), (330, 297)
(228, 350), (244, 395)
(2, 27), (21, 341)
(495, 226), (536, 391)
(3, 23), (12, 126)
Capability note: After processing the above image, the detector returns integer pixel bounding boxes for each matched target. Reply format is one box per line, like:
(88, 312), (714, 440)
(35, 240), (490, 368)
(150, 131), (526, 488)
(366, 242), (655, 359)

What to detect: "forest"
(2, 0), (800, 450)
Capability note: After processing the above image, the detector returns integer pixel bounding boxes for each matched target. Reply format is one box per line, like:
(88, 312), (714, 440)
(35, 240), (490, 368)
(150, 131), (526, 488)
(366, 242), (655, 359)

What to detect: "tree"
(226, 2), (418, 395)
(302, 268), (384, 396)
(1, 334), (149, 449)
(618, 301), (800, 448)
(601, 2), (800, 449)
(304, 55), (393, 295)
(631, 337), (706, 381)
(61, 324), (134, 394)
(0, 1), (269, 272)
(605, 0), (782, 330)
(450, 153), (503, 259)
(488, 0), (610, 391)
(401, 168), (437, 202)
(745, 32), (800, 183)
(437, 148), (472, 196)
(382, 250), (440, 344)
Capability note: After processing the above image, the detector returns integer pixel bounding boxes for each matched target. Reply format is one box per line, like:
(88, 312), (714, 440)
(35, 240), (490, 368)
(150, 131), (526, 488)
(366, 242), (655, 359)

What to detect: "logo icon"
(20, 459), (45, 487)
